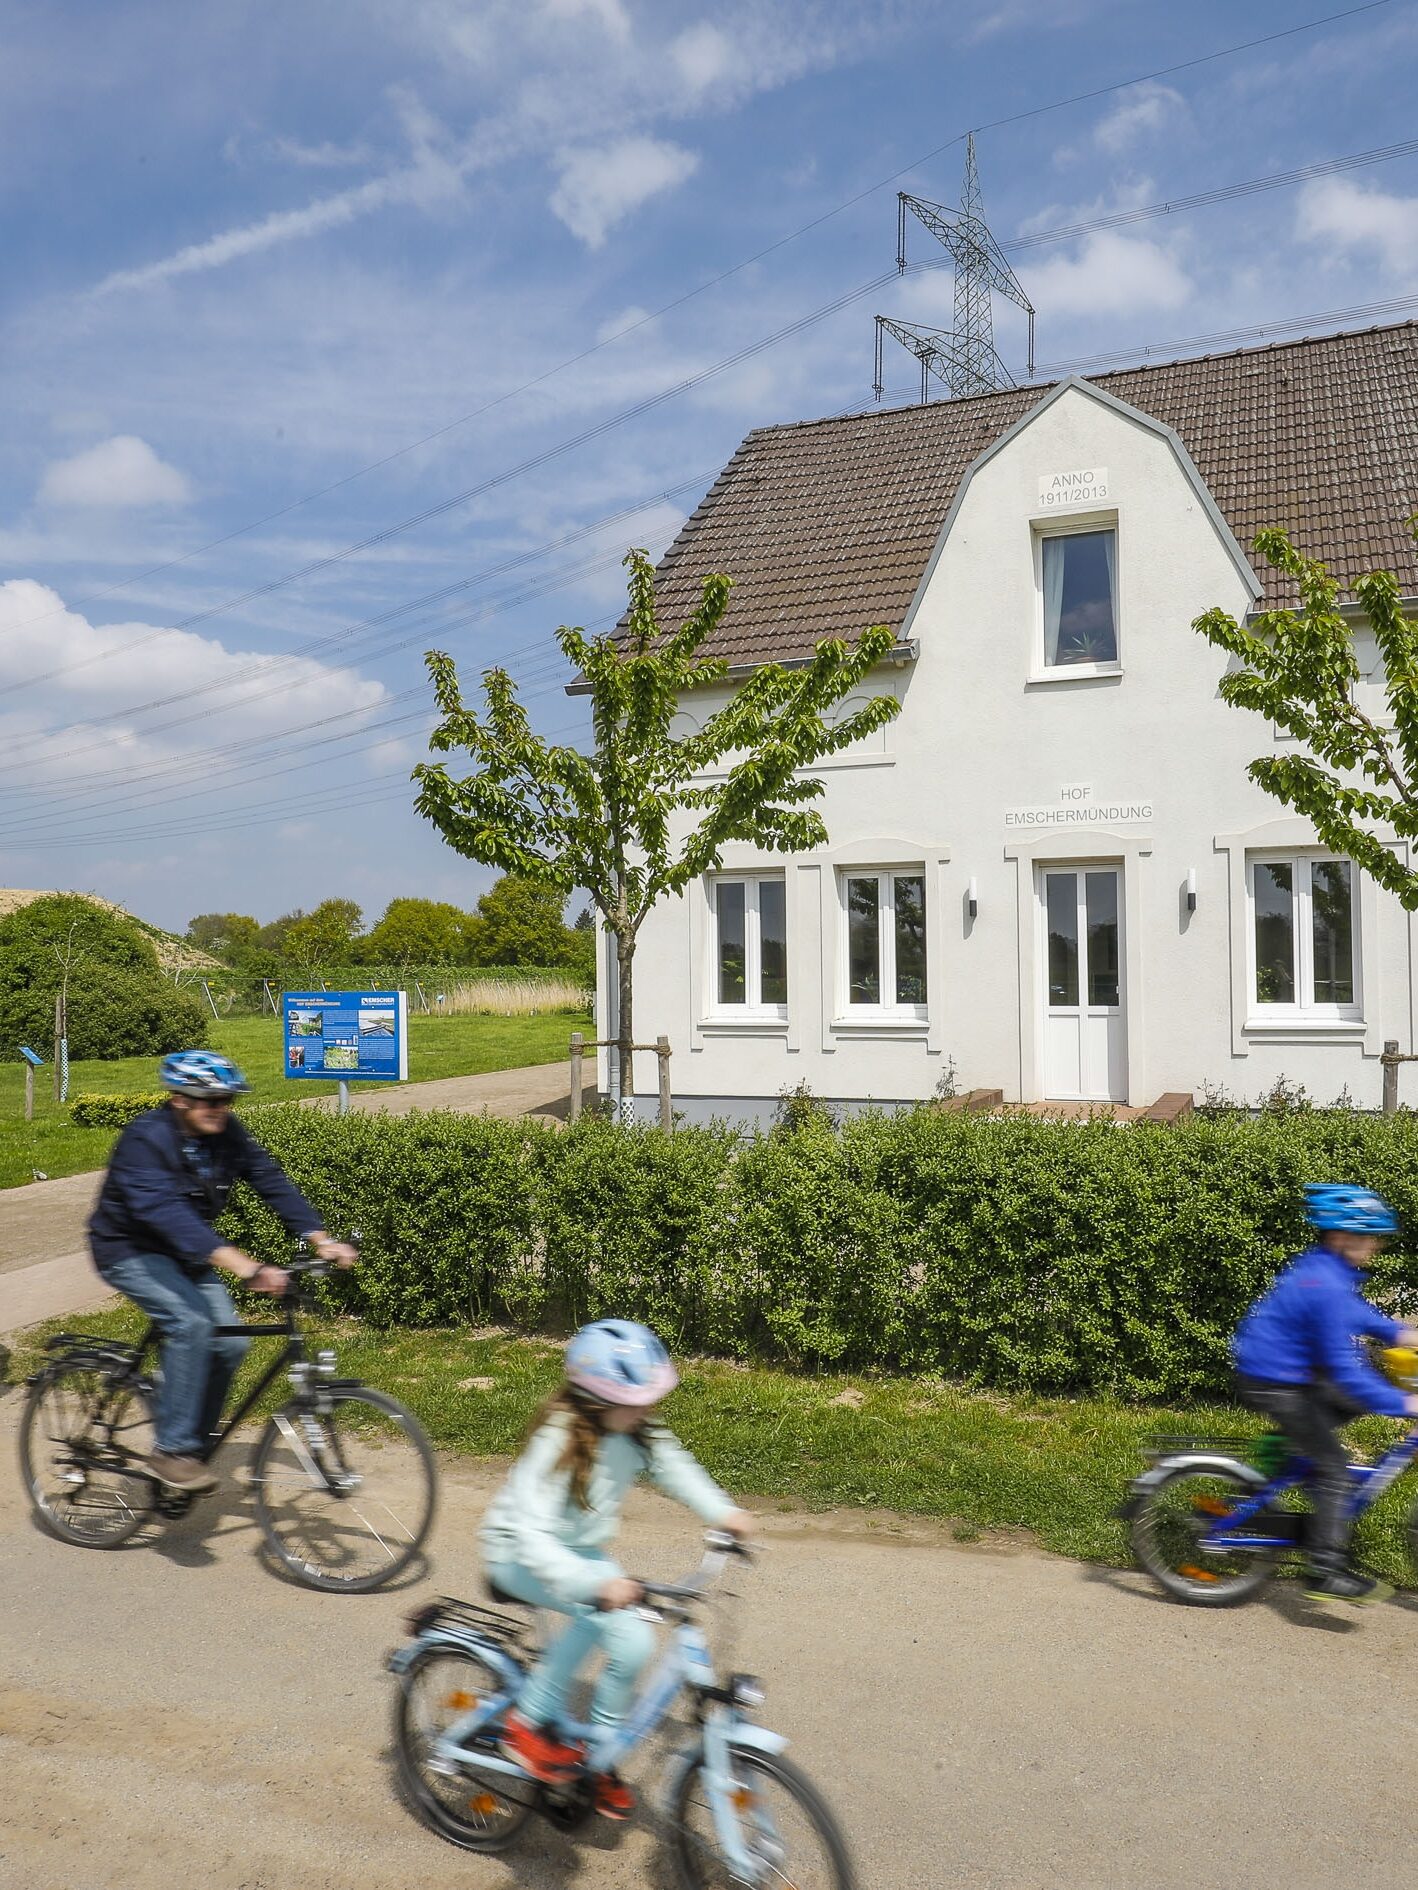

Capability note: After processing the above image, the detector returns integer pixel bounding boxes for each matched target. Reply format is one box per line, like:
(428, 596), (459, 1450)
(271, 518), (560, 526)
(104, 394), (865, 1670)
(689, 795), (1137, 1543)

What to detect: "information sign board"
(282, 990), (408, 1082)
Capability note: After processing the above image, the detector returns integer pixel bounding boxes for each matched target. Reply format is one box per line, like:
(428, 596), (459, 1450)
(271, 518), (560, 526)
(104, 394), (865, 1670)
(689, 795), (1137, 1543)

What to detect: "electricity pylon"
(874, 134), (1035, 402)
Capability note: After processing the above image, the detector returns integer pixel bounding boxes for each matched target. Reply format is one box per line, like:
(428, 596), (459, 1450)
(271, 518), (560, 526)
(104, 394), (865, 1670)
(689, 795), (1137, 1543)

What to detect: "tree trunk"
(616, 932), (635, 1118)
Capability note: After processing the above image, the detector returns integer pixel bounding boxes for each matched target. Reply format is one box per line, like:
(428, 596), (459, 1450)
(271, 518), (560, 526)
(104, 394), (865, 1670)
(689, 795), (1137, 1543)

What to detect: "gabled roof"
(643, 321), (1418, 669)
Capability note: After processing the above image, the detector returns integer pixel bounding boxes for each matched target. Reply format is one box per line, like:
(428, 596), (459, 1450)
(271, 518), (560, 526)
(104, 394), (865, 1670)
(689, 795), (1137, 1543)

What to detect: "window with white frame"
(1248, 854), (1360, 1019)
(710, 875), (787, 1016)
(841, 871), (928, 1015)
(1039, 526), (1118, 670)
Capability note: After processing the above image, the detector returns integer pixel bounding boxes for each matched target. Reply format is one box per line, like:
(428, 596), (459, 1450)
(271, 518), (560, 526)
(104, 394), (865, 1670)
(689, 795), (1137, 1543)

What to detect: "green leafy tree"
(364, 897), (466, 966)
(1196, 525), (1418, 907)
(414, 548), (900, 1108)
(467, 875), (577, 968)
(285, 898), (364, 974)
(258, 909), (305, 955)
(185, 912), (260, 961)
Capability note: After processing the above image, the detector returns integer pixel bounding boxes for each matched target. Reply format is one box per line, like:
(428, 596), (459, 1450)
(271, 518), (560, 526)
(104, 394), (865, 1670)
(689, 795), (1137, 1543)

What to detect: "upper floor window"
(711, 875), (787, 1017)
(1248, 854), (1360, 1020)
(1041, 527), (1117, 670)
(841, 871), (927, 1015)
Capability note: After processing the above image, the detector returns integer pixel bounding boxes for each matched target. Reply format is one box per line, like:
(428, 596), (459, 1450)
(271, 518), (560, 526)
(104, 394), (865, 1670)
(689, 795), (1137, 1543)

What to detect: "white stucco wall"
(612, 380), (1415, 1118)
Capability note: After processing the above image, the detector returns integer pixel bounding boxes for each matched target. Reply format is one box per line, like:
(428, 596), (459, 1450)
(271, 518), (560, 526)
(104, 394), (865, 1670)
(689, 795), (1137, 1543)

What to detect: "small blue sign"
(18, 1046), (44, 1067)
(282, 990), (408, 1082)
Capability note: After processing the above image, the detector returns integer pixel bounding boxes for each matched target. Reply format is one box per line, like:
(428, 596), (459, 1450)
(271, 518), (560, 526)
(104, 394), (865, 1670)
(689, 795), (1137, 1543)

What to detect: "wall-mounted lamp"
(967, 877), (979, 920)
(1186, 867), (1197, 913)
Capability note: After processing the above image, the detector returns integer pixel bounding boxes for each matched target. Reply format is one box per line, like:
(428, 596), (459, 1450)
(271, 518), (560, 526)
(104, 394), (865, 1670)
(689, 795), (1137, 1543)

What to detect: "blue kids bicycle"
(1123, 1378), (1418, 1606)
(388, 1531), (857, 1886)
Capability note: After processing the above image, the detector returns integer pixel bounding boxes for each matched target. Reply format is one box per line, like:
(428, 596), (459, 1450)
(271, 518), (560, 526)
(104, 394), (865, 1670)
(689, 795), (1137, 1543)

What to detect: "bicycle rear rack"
(408, 1596), (535, 1650)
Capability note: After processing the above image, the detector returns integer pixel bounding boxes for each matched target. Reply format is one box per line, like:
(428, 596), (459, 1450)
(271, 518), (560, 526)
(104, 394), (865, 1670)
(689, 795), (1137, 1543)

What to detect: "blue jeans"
(97, 1253), (248, 1456)
(487, 1553), (656, 1733)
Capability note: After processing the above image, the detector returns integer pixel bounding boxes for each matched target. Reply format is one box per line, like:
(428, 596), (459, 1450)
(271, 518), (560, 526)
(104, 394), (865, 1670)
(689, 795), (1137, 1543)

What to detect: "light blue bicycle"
(388, 1531), (857, 1886)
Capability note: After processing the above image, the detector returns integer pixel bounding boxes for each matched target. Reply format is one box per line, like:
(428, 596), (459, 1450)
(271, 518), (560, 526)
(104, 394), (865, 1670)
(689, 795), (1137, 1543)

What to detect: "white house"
(595, 323), (1418, 1121)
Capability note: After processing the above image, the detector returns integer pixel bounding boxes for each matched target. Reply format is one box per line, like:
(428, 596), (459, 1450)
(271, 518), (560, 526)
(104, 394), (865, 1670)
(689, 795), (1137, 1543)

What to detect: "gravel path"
(1, 1386), (1415, 1890)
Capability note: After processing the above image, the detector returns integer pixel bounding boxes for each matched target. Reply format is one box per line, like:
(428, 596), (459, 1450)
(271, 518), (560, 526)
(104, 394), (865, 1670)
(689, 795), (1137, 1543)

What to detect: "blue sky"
(3, 0), (1418, 934)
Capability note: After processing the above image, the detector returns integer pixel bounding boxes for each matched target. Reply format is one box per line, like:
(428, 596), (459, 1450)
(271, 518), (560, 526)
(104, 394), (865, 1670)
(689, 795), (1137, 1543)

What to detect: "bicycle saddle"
(485, 1576), (533, 1610)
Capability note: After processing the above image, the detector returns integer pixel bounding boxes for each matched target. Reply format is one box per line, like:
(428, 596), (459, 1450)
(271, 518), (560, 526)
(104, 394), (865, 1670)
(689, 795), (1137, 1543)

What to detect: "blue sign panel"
(282, 990), (409, 1082)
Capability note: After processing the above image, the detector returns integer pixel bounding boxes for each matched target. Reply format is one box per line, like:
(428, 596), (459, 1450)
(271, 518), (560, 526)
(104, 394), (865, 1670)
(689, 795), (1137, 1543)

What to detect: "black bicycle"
(18, 1253), (437, 1592)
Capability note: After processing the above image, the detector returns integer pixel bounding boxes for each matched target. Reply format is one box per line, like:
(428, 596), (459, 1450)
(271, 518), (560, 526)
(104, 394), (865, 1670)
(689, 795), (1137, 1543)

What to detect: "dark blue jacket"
(88, 1105), (318, 1278)
(1233, 1244), (1406, 1416)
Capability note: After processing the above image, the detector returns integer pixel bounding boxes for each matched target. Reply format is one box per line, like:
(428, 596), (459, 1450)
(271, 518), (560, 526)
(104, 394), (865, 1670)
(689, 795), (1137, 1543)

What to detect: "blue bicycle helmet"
(565, 1320), (679, 1407)
(159, 1049), (250, 1098)
(1304, 1183), (1398, 1235)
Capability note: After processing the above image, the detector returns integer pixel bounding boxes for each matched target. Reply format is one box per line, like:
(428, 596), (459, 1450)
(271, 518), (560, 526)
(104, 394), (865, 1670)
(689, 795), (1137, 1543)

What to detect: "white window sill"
(830, 1013), (929, 1036)
(1244, 1016), (1365, 1036)
(1026, 664), (1123, 688)
(700, 1015), (789, 1035)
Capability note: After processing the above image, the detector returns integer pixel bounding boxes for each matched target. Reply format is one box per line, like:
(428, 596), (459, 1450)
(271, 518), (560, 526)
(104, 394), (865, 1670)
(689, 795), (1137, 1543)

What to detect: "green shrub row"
(213, 1107), (1418, 1400)
(68, 1092), (168, 1129)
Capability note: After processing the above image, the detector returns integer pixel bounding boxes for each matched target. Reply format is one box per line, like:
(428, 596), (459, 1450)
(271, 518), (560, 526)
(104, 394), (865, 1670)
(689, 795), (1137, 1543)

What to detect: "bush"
(69, 1092), (167, 1129)
(0, 894), (209, 1061)
(207, 1105), (1418, 1399)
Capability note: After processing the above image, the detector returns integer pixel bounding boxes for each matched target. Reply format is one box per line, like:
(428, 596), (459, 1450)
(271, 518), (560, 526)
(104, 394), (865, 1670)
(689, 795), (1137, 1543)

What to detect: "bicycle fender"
(1117, 1453), (1263, 1521)
(388, 1628), (524, 1688)
(663, 1720), (790, 1807)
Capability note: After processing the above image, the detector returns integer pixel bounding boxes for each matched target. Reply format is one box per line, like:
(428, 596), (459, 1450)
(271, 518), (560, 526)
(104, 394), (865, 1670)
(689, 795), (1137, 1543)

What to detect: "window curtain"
(1100, 530), (1116, 657)
(1042, 536), (1067, 665)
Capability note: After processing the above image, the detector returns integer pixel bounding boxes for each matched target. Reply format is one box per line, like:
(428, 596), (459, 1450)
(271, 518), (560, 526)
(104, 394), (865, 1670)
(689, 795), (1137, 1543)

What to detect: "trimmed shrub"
(69, 1092), (166, 1129)
(211, 1106), (1418, 1399)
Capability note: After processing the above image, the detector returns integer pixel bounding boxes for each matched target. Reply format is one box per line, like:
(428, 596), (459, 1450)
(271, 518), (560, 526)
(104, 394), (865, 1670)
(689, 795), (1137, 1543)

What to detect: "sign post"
(19, 1046), (43, 1121)
(282, 989), (409, 1108)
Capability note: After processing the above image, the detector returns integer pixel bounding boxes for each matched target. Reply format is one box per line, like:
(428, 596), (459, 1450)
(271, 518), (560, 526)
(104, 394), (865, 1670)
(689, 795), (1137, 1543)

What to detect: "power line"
(1032, 293), (1418, 376)
(1, 0), (1392, 678)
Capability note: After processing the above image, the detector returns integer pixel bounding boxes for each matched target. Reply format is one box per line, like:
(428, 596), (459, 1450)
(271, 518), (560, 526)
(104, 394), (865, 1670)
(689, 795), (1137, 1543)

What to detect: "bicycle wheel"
(19, 1361), (155, 1549)
(252, 1386), (436, 1592)
(1130, 1460), (1283, 1606)
(394, 1642), (537, 1852)
(672, 1747), (858, 1890)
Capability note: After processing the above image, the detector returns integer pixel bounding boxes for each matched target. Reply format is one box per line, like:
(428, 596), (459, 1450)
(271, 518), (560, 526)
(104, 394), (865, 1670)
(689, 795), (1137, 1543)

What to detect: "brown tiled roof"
(646, 321), (1418, 668)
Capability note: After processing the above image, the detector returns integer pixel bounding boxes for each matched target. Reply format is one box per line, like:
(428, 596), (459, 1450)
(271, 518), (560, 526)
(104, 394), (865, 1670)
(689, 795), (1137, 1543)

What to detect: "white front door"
(1041, 866), (1126, 1101)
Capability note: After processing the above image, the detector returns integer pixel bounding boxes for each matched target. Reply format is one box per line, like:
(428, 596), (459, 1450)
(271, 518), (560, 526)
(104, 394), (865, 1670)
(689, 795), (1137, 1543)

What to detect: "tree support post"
(1380, 1039), (1418, 1114)
(657, 1035), (672, 1131)
(25, 1063), (34, 1122)
(569, 1032), (584, 1123)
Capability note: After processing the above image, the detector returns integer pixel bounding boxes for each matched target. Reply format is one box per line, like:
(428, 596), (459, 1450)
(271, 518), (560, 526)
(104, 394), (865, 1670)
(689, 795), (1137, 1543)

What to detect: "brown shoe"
(147, 1452), (217, 1493)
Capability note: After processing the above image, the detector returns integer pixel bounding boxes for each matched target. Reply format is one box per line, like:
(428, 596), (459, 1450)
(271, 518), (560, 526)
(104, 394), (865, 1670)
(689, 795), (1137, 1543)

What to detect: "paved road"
(1, 1389), (1415, 1890)
(0, 1064), (578, 1332)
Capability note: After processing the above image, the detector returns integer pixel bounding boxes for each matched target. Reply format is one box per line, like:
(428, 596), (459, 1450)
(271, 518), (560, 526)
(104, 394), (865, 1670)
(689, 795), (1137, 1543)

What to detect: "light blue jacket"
(480, 1411), (735, 1605)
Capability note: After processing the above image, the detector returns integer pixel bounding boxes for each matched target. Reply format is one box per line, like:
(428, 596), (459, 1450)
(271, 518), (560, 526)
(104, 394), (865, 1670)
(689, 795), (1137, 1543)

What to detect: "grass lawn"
(0, 1009), (590, 1190)
(10, 1309), (1418, 1586)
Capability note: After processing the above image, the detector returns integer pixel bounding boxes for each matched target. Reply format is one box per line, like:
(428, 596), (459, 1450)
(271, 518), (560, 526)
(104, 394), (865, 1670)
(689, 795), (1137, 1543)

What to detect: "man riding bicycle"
(1233, 1182), (1418, 1605)
(87, 1050), (356, 1494)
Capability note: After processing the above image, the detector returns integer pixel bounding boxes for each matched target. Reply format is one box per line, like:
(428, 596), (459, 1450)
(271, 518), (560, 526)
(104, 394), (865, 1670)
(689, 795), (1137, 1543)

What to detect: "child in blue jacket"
(1234, 1183), (1418, 1604)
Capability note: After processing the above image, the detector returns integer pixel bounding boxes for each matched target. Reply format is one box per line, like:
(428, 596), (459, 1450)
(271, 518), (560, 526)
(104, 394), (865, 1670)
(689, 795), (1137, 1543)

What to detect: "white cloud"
(1297, 176), (1418, 277)
(671, 22), (736, 93)
(543, 0), (631, 38)
(549, 136), (700, 248)
(38, 436), (191, 509)
(91, 91), (464, 295)
(267, 134), (376, 169)
(1020, 230), (1192, 317)
(0, 578), (390, 790)
(1093, 82), (1185, 154)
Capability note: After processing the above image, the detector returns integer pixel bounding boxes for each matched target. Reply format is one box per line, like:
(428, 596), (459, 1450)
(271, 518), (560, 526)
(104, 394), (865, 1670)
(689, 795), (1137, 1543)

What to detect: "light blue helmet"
(1304, 1183), (1398, 1235)
(565, 1319), (679, 1407)
(159, 1050), (250, 1098)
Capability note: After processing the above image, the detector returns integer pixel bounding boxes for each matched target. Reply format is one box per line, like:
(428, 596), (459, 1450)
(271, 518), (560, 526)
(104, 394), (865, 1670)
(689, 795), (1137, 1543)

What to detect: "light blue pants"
(487, 1553), (656, 1732)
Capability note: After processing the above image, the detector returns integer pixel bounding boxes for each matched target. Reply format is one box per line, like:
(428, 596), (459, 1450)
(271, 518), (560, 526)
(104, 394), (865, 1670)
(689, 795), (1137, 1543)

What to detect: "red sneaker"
(594, 1772), (636, 1821)
(501, 1711), (586, 1783)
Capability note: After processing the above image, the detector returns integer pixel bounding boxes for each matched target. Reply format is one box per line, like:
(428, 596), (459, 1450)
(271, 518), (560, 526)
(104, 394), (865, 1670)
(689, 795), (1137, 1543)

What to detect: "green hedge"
(212, 1107), (1418, 1400)
(68, 1092), (167, 1128)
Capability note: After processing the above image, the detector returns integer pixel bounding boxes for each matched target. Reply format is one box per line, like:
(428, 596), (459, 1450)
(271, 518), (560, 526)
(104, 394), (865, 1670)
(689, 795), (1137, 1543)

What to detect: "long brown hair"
(530, 1386), (657, 1509)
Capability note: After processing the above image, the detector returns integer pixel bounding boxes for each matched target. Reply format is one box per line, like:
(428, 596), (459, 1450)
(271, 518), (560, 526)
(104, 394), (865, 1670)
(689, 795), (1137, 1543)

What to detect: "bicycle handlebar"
(631, 1531), (756, 1610)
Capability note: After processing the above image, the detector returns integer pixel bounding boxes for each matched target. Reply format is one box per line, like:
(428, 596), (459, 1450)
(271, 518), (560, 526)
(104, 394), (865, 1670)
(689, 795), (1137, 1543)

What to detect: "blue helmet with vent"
(565, 1320), (679, 1407)
(1304, 1183), (1398, 1235)
(159, 1050), (250, 1098)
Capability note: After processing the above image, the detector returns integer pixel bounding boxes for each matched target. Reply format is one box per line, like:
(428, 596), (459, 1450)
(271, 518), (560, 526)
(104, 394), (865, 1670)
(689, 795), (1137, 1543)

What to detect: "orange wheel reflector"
(469, 1793), (500, 1817)
(1178, 1564), (1220, 1583)
(1192, 1497), (1232, 1517)
(443, 1690), (478, 1710)
(732, 1787), (758, 1811)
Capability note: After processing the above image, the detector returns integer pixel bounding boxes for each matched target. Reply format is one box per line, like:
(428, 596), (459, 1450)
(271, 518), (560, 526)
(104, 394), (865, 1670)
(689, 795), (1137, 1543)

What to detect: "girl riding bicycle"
(480, 1319), (752, 1820)
(1233, 1182), (1418, 1605)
